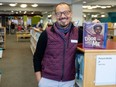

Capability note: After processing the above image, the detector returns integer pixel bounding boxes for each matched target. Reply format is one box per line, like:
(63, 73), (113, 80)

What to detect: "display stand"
(76, 39), (116, 87)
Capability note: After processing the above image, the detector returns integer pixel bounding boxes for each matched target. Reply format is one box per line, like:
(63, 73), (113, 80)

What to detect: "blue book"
(83, 22), (108, 49)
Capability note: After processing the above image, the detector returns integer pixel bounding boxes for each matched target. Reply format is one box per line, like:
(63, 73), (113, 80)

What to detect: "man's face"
(55, 4), (72, 27)
(94, 27), (102, 34)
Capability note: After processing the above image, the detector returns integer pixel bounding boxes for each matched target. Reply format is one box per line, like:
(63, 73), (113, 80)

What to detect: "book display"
(0, 27), (6, 49)
(30, 28), (42, 54)
(76, 40), (116, 87)
(83, 22), (108, 49)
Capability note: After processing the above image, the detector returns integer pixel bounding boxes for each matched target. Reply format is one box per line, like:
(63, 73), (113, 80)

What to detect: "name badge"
(71, 40), (78, 43)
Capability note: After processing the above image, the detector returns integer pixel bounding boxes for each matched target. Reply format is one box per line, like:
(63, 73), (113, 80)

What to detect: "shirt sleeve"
(33, 30), (47, 72)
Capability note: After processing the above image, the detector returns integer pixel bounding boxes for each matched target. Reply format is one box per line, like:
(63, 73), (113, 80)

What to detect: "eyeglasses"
(55, 10), (71, 17)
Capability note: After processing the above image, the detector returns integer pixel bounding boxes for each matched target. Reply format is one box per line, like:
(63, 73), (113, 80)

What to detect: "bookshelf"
(0, 27), (6, 49)
(30, 28), (42, 54)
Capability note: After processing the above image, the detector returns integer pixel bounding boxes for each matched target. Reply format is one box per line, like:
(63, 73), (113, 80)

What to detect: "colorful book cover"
(83, 22), (108, 48)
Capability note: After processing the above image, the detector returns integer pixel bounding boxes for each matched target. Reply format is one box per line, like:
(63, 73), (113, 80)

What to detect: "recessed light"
(20, 4), (27, 8)
(31, 4), (38, 7)
(9, 3), (17, 7)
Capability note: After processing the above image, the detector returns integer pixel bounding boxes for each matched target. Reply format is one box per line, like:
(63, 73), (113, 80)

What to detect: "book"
(83, 22), (108, 49)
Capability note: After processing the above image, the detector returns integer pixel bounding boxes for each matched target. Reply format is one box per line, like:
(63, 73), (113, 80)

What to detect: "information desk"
(16, 31), (31, 41)
(77, 39), (116, 87)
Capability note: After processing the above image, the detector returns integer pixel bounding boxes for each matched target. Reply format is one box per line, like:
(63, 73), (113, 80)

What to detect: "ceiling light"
(92, 15), (98, 18)
(96, 5), (101, 8)
(83, 14), (86, 18)
(101, 6), (106, 9)
(16, 12), (18, 14)
(20, 4), (27, 8)
(101, 15), (105, 17)
(88, 6), (93, 9)
(48, 15), (52, 18)
(0, 3), (3, 5)
(31, 12), (34, 14)
(9, 3), (17, 7)
(91, 6), (97, 9)
(106, 6), (111, 8)
(83, 6), (88, 9)
(83, 1), (86, 3)
(31, 4), (38, 7)
(24, 11), (27, 14)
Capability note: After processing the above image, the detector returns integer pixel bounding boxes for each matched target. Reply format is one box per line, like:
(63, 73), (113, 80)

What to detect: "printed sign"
(95, 55), (116, 85)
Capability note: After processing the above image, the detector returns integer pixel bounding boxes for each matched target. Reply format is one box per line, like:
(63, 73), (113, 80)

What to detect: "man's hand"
(92, 19), (100, 23)
(35, 71), (41, 82)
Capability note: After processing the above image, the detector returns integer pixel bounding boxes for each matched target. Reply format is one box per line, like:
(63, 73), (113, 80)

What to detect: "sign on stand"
(95, 55), (116, 85)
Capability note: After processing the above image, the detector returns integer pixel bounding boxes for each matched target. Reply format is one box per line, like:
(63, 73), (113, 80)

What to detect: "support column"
(71, 4), (83, 26)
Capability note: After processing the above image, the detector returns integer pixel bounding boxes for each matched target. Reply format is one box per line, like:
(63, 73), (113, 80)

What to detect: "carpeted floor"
(0, 34), (37, 87)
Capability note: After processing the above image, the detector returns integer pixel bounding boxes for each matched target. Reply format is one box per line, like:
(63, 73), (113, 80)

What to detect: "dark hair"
(54, 2), (71, 13)
(93, 24), (102, 30)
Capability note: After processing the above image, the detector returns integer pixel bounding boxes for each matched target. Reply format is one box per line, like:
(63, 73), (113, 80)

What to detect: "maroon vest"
(42, 25), (78, 81)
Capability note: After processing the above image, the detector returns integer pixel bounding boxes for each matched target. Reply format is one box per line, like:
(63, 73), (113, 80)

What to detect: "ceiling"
(0, 0), (116, 16)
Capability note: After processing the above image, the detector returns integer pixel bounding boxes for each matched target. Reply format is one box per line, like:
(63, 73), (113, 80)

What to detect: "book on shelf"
(75, 54), (84, 87)
(83, 22), (108, 49)
(0, 48), (3, 58)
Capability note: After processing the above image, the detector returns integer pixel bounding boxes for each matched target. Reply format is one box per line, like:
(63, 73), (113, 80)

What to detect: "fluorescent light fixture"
(106, 6), (111, 8)
(31, 4), (38, 7)
(88, 6), (93, 9)
(101, 6), (106, 9)
(9, 3), (17, 7)
(82, 6), (88, 8)
(92, 6), (97, 9)
(20, 4), (27, 8)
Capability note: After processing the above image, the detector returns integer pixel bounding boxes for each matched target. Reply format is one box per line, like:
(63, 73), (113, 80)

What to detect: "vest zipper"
(61, 41), (66, 80)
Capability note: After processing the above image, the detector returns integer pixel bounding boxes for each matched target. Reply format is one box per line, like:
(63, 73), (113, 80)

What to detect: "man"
(33, 2), (78, 87)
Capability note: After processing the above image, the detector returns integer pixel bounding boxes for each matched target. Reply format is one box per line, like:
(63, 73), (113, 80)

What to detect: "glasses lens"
(56, 12), (61, 17)
(63, 11), (70, 16)
(56, 10), (70, 17)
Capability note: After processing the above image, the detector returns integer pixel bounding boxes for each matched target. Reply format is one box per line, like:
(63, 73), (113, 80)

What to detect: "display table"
(77, 39), (116, 87)
(16, 31), (31, 41)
